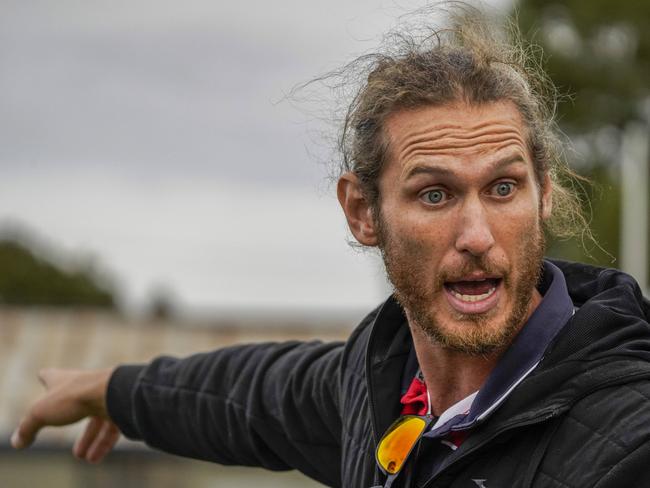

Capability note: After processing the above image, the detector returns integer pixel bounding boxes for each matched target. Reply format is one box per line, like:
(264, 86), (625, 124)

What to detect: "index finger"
(11, 413), (45, 450)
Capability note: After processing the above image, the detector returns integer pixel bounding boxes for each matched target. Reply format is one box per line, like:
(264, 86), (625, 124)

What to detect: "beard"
(377, 214), (545, 356)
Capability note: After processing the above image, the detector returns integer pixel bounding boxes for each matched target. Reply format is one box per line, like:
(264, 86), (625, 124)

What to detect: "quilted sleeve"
(106, 340), (345, 487)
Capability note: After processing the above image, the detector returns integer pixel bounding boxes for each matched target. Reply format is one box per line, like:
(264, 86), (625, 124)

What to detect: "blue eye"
(494, 182), (514, 197)
(423, 189), (446, 204)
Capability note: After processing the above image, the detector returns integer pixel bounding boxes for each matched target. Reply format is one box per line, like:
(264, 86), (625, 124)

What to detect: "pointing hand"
(11, 367), (120, 463)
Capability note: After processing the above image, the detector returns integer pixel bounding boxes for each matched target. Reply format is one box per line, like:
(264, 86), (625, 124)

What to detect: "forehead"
(382, 101), (531, 180)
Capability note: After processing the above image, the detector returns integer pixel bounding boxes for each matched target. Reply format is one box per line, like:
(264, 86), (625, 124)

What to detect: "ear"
(337, 172), (379, 246)
(540, 172), (553, 220)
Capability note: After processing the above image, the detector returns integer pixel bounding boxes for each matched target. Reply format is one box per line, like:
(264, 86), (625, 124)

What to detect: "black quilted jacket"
(107, 260), (650, 487)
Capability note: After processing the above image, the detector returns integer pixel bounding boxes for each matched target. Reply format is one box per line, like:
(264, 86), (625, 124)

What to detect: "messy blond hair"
(338, 3), (588, 240)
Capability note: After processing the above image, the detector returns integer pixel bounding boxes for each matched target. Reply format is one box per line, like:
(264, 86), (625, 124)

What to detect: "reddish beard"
(376, 214), (545, 355)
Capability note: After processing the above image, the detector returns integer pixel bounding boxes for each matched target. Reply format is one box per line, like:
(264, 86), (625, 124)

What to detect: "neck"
(408, 289), (542, 417)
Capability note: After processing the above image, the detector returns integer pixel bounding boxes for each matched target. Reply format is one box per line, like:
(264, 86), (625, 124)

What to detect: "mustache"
(436, 256), (507, 286)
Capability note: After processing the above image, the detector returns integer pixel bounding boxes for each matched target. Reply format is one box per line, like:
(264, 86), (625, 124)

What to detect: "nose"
(454, 197), (495, 257)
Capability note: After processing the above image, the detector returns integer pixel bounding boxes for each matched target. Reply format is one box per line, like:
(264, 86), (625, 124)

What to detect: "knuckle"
(37, 367), (51, 380)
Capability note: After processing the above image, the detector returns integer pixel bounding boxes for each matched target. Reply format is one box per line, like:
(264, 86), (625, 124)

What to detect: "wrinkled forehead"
(382, 101), (532, 174)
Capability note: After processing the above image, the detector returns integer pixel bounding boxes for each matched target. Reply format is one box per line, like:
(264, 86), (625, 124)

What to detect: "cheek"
(384, 209), (448, 260)
(489, 198), (541, 240)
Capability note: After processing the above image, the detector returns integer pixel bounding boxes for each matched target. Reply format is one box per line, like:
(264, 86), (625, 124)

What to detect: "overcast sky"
(0, 0), (511, 316)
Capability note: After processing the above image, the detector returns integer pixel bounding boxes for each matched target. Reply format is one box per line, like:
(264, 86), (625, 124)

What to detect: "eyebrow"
(403, 153), (527, 181)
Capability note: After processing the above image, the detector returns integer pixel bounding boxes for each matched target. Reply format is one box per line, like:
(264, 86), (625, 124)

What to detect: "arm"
(107, 340), (344, 485)
(13, 340), (345, 486)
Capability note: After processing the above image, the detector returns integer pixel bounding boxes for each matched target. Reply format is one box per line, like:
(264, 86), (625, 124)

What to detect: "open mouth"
(443, 277), (502, 313)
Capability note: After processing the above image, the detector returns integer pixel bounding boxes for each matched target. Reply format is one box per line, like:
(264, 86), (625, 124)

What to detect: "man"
(11, 6), (650, 488)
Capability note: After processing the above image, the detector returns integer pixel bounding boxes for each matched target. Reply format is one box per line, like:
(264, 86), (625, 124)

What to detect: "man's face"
(376, 101), (551, 354)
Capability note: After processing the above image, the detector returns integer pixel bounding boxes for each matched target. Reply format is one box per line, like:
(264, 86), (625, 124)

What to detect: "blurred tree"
(0, 239), (116, 308)
(516, 0), (650, 267)
(518, 0), (649, 130)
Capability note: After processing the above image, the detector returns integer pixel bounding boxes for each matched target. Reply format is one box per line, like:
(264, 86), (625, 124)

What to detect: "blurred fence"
(0, 448), (325, 488)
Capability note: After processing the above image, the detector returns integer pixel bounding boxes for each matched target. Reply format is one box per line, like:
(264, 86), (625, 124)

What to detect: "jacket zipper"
(365, 316), (383, 486)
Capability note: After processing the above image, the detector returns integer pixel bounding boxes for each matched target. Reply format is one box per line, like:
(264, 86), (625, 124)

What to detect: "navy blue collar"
(422, 259), (575, 437)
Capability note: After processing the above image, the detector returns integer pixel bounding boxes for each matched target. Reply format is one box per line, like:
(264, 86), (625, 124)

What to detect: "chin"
(416, 304), (523, 355)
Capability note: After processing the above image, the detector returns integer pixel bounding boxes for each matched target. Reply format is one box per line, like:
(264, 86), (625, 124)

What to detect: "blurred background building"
(0, 0), (648, 486)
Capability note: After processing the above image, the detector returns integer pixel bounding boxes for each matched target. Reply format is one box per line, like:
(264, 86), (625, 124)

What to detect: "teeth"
(450, 287), (496, 303)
